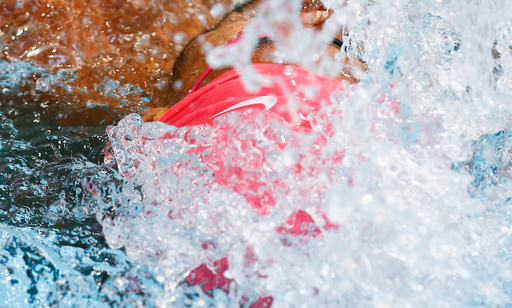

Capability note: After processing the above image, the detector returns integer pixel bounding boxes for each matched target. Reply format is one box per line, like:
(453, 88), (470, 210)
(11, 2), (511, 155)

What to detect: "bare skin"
(142, 0), (366, 122)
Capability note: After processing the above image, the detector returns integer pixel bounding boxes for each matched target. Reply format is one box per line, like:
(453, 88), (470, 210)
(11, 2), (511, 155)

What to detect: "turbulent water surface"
(3, 0), (512, 307)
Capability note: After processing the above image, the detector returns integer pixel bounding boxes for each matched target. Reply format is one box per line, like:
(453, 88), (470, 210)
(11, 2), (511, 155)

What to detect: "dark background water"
(0, 91), (163, 306)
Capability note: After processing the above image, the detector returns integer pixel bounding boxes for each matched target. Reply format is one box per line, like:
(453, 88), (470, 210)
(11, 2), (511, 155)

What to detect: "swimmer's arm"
(141, 107), (169, 122)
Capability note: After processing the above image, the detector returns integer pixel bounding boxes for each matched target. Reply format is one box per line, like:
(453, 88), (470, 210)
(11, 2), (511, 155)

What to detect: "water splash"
(98, 0), (512, 306)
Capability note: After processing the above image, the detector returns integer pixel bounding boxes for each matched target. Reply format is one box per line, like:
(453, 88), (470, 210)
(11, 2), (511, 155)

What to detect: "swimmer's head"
(169, 0), (366, 105)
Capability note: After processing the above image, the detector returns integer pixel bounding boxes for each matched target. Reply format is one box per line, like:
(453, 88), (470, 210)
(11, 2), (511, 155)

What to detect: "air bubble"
(210, 4), (226, 19)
